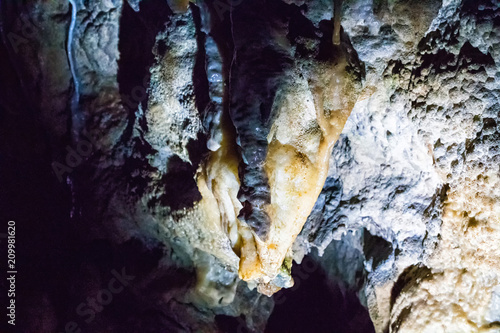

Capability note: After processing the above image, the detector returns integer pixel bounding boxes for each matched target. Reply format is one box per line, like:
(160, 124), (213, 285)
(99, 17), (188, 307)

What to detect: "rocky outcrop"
(297, 0), (500, 331)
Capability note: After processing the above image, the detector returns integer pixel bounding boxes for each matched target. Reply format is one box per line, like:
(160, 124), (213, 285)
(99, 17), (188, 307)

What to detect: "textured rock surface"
(1, 0), (499, 332)
(296, 0), (500, 332)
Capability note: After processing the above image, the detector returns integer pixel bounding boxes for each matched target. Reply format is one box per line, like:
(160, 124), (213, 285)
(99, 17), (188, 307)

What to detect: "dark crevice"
(216, 314), (249, 333)
(457, 41), (496, 70)
(390, 264), (433, 310)
(123, 308), (189, 333)
(266, 256), (374, 333)
(390, 306), (412, 333)
(287, 3), (317, 44)
(117, 0), (172, 144)
(191, 2), (211, 120)
(152, 155), (202, 211)
(363, 230), (393, 270)
(414, 40), (495, 87)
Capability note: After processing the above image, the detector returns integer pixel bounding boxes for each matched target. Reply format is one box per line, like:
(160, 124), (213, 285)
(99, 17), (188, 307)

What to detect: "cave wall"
(1, 0), (499, 332)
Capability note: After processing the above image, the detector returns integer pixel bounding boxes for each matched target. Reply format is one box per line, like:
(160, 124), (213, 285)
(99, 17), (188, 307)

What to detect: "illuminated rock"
(4, 0), (500, 331)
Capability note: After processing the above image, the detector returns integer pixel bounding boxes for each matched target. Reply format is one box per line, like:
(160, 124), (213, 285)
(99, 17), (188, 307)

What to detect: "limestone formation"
(1, 0), (499, 332)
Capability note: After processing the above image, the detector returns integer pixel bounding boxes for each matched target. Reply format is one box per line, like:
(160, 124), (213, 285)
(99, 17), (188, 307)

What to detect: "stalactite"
(333, 0), (342, 45)
(191, 0), (363, 296)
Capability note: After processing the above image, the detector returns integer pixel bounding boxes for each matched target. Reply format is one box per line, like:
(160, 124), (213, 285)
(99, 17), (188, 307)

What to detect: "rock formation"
(1, 0), (499, 332)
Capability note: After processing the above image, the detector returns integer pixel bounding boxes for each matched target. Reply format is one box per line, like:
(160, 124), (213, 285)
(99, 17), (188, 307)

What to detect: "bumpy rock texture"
(297, 0), (500, 332)
(1, 0), (499, 332)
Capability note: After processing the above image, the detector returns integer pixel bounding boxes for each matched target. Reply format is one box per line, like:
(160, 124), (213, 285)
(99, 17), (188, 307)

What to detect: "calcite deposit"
(1, 0), (499, 332)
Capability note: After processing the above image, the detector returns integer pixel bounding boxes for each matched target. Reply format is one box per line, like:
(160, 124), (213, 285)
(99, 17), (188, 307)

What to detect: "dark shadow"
(266, 256), (375, 333)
